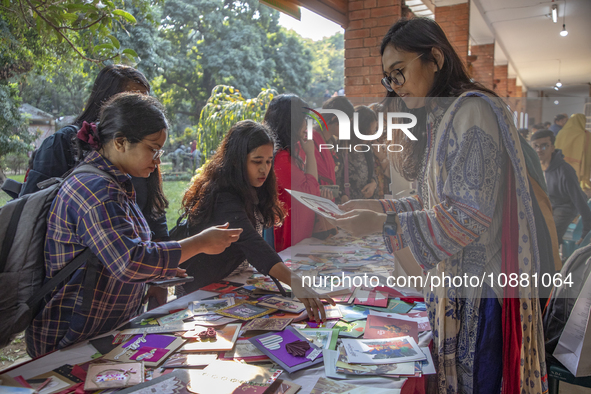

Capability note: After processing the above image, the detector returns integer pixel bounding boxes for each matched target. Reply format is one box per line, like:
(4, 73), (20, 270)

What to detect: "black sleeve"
(20, 126), (77, 196)
(563, 165), (591, 238)
(180, 192), (282, 293)
(217, 192), (281, 275)
(130, 176), (170, 240)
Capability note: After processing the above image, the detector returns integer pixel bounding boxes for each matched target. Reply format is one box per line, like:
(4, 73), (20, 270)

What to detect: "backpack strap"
(28, 165), (121, 311)
(26, 248), (94, 309)
(270, 275), (288, 297)
(0, 196), (29, 273)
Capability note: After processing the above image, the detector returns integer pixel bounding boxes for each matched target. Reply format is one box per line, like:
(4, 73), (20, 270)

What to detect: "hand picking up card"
(248, 326), (323, 373)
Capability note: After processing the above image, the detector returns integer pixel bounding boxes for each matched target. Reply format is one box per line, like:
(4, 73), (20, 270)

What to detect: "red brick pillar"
(434, 2), (469, 66)
(507, 78), (517, 97)
(344, 0), (402, 98)
(494, 65), (508, 97)
(470, 44), (494, 90)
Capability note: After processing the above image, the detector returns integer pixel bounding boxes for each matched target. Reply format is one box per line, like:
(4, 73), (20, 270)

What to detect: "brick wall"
(470, 44), (494, 90)
(507, 78), (517, 97)
(493, 65), (508, 97)
(434, 2), (469, 66)
(344, 0), (402, 98)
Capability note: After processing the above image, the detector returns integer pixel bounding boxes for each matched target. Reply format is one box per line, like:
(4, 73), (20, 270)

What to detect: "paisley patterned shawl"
(381, 92), (547, 393)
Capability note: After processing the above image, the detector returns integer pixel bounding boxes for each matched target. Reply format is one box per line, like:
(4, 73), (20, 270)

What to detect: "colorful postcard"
(180, 323), (241, 352)
(286, 189), (345, 219)
(337, 304), (370, 322)
(364, 315), (419, 342)
(241, 318), (293, 332)
(161, 353), (218, 369)
(215, 301), (277, 321)
(220, 339), (270, 362)
(367, 298), (415, 314)
(335, 344), (415, 377)
(341, 336), (426, 365)
(257, 296), (305, 313)
(249, 326), (324, 373)
(297, 328), (339, 350)
(368, 310), (431, 331)
(84, 362), (144, 390)
(200, 281), (241, 294)
(323, 304), (343, 319)
(334, 320), (366, 338)
(156, 309), (193, 326)
(190, 298), (235, 315)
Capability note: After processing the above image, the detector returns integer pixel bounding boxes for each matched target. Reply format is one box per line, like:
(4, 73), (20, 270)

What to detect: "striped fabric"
(26, 151), (181, 358)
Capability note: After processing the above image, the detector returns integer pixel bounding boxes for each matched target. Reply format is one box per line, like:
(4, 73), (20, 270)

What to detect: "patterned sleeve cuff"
(157, 240), (183, 278)
(380, 199), (398, 213)
(382, 223), (407, 254)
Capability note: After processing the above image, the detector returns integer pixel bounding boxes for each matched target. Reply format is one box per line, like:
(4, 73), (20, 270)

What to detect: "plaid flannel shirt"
(26, 151), (181, 358)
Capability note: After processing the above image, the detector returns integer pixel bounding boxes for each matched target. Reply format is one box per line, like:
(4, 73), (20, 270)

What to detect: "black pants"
(553, 205), (578, 245)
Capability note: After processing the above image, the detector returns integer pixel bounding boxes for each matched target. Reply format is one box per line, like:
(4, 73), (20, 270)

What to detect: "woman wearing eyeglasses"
(332, 18), (550, 393)
(26, 92), (242, 358)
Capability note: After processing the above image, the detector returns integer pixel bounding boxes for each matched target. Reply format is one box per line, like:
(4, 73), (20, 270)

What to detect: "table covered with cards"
(1, 233), (434, 394)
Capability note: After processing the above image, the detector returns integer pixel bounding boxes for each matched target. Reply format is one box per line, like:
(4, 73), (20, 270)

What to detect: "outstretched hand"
(329, 209), (386, 238)
(338, 199), (383, 213)
(196, 222), (242, 254)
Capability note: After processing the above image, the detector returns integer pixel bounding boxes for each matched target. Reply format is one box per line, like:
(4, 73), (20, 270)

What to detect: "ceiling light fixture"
(555, 80), (562, 87)
(560, 1), (568, 36)
(554, 86), (559, 91)
(551, 4), (558, 23)
(555, 59), (563, 89)
(560, 24), (568, 36)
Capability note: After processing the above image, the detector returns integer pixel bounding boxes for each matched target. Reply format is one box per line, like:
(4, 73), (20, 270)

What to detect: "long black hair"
(380, 17), (497, 181)
(263, 94), (309, 166)
(73, 65), (151, 161)
(181, 120), (285, 229)
(96, 92), (169, 219)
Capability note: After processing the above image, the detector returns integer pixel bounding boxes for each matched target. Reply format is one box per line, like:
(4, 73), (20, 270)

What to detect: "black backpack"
(0, 165), (112, 348)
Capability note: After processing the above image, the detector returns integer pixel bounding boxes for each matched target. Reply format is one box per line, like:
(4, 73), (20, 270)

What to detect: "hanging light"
(551, 4), (558, 23)
(560, 2), (568, 36)
(560, 24), (568, 36)
(554, 86), (560, 91)
(556, 80), (563, 87)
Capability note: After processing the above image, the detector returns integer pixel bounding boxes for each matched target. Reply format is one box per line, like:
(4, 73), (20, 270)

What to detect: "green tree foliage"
(153, 0), (312, 135)
(193, 85), (276, 157)
(302, 32), (344, 106)
(0, 83), (34, 182)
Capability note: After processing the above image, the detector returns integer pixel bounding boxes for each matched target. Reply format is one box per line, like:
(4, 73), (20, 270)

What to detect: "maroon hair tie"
(77, 121), (100, 149)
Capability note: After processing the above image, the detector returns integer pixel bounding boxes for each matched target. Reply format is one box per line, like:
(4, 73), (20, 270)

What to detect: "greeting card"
(215, 301), (277, 321)
(84, 362), (144, 391)
(156, 308), (193, 326)
(364, 315), (419, 342)
(102, 334), (185, 367)
(257, 296), (305, 313)
(353, 289), (388, 307)
(297, 328), (339, 350)
(190, 298), (235, 315)
(241, 318), (293, 333)
(334, 320), (366, 338)
(249, 326), (323, 373)
(341, 336), (426, 365)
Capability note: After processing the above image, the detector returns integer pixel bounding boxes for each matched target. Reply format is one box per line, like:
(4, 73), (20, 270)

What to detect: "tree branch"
(60, 14), (106, 31)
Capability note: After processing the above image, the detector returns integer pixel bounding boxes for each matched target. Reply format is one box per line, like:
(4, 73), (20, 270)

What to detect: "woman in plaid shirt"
(26, 92), (242, 358)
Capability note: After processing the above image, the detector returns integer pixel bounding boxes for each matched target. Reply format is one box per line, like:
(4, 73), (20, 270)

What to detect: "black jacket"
(545, 149), (591, 238)
(179, 191), (281, 293)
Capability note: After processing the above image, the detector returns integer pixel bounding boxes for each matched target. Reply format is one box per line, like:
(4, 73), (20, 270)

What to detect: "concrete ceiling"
(467, 0), (591, 97)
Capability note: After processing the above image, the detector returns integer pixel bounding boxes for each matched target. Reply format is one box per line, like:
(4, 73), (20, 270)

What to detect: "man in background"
(550, 113), (568, 137)
(531, 129), (591, 247)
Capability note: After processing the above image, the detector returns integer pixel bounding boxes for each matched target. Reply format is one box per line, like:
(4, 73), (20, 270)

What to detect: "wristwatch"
(383, 211), (398, 236)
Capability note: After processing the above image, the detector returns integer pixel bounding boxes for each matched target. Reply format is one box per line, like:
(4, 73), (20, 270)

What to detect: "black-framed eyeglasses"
(139, 141), (165, 160)
(381, 54), (423, 92)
